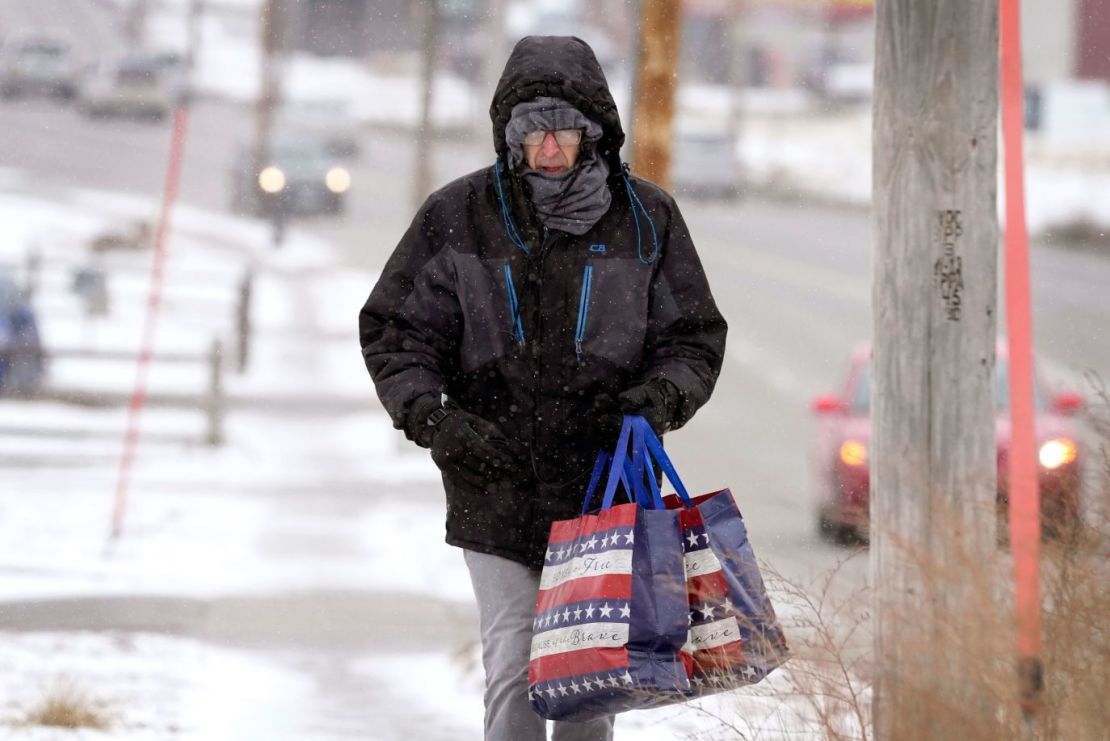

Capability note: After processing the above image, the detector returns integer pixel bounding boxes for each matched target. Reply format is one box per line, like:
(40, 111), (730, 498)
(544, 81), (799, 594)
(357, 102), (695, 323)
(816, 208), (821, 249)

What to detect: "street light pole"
(413, 0), (442, 210)
(871, 0), (999, 737)
(125, 0), (147, 48)
(259, 0), (285, 246)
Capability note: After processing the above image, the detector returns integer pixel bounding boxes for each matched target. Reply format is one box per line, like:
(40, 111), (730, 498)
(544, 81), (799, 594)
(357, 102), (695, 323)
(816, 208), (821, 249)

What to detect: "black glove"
(618, 378), (681, 435)
(428, 409), (518, 490)
(592, 378), (682, 444)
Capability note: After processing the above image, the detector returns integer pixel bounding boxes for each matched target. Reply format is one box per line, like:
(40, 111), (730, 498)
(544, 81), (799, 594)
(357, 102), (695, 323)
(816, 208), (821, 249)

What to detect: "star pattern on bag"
(532, 670), (636, 703)
(682, 527), (709, 552)
(534, 601), (632, 630)
(544, 527), (635, 565)
(696, 603), (716, 620)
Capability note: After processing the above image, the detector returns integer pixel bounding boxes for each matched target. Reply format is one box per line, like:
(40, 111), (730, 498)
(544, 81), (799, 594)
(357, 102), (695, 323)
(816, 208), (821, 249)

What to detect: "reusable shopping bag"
(528, 417), (691, 720)
(528, 416), (789, 720)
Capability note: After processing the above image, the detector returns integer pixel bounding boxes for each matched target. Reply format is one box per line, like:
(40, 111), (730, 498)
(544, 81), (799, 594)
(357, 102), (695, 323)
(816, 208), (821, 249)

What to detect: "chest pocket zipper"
(575, 264), (593, 364)
(503, 262), (526, 348)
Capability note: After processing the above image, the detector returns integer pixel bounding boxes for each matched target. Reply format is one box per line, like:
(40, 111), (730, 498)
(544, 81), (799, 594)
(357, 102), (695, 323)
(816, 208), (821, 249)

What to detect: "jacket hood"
(489, 36), (624, 171)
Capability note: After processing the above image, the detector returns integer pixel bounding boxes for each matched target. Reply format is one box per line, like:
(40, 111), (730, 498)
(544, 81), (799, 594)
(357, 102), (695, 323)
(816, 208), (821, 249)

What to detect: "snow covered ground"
(0, 178), (856, 739)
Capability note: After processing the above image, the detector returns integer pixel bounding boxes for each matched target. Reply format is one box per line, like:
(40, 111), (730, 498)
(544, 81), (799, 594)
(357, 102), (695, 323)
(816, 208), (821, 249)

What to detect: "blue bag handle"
(629, 420), (666, 510)
(619, 457), (649, 508)
(600, 416), (645, 510)
(581, 448), (643, 512)
(631, 416), (694, 507)
(580, 451), (611, 515)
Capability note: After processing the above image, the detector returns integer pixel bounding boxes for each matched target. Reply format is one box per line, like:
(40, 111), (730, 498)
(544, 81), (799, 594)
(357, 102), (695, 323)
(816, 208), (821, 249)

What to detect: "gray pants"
(464, 549), (616, 741)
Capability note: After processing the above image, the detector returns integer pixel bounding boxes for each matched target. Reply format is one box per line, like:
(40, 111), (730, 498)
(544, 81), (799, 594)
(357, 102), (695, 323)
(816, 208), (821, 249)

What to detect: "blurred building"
(1018, 0), (1110, 136)
(1076, 0), (1110, 82)
(274, 0), (389, 56)
(268, 0), (1108, 89)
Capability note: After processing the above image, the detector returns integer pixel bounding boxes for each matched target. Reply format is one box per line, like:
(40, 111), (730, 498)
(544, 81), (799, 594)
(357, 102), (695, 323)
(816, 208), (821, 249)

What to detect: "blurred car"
(670, 122), (742, 200)
(0, 271), (45, 395)
(275, 98), (361, 158)
(810, 342), (1084, 542)
(78, 52), (176, 121)
(229, 137), (351, 217)
(0, 31), (79, 100)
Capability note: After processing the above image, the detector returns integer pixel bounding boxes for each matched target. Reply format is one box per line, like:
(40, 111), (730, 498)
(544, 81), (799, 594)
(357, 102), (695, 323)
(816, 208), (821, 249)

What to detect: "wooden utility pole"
(630, 0), (682, 188)
(413, 0), (442, 209)
(871, 1), (999, 738)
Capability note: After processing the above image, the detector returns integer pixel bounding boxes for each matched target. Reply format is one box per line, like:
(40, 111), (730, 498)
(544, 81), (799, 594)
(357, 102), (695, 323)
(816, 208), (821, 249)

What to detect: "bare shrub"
(16, 676), (115, 731)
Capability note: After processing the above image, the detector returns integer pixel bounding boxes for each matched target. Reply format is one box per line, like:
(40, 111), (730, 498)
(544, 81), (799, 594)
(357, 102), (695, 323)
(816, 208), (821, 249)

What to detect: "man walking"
(359, 36), (726, 741)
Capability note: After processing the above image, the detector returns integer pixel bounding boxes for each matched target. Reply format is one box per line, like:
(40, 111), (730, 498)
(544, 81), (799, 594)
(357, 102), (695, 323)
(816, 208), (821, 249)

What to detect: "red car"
(810, 342), (1084, 542)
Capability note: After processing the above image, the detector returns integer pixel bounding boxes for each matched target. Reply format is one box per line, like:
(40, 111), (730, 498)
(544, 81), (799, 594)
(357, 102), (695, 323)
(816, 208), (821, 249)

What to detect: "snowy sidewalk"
(0, 181), (489, 739)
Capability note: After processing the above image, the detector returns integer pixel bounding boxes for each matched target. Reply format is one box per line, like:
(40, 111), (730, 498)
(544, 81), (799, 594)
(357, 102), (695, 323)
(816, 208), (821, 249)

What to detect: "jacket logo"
(589, 244), (607, 253)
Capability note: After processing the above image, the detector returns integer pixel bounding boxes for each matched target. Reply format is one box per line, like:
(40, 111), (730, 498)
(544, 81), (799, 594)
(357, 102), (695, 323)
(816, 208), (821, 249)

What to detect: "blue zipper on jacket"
(503, 262), (526, 348)
(575, 263), (593, 363)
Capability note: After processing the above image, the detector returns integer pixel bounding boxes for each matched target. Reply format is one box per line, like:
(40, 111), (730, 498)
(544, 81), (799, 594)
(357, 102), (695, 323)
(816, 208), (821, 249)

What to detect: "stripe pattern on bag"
(529, 505), (639, 697)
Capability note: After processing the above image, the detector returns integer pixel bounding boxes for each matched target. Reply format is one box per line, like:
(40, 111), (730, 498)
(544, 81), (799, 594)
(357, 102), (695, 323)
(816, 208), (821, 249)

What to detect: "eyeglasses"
(522, 128), (584, 147)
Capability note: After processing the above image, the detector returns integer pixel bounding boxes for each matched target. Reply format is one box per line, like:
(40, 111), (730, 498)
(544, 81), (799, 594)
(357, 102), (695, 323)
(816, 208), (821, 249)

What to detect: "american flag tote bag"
(528, 418), (693, 721)
(670, 490), (790, 694)
(635, 419), (790, 695)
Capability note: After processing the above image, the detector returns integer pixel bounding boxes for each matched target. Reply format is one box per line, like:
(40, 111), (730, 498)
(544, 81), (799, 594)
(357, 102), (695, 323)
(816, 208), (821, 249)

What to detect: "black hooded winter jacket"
(359, 36), (727, 569)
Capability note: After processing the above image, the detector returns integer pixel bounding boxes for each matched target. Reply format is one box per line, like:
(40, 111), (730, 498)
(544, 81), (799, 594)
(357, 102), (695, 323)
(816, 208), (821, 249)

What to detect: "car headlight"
(326, 166), (350, 194)
(1038, 438), (1077, 469)
(839, 440), (868, 467)
(258, 165), (285, 194)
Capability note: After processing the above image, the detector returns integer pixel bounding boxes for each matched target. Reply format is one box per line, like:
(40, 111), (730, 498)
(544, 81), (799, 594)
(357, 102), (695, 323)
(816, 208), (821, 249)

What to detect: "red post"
(109, 106), (190, 541)
(999, 0), (1042, 718)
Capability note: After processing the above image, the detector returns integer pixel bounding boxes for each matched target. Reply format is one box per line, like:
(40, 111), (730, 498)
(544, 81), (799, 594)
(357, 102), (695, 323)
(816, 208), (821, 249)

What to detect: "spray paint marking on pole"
(934, 209), (964, 321)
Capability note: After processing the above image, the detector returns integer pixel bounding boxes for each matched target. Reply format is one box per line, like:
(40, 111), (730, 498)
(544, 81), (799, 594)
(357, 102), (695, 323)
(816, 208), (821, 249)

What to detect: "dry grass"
(757, 527), (1110, 740)
(16, 676), (115, 731)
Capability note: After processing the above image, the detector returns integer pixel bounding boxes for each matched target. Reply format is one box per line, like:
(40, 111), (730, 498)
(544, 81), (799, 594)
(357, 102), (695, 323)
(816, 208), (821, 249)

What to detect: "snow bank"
(738, 104), (1110, 239)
